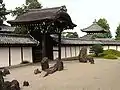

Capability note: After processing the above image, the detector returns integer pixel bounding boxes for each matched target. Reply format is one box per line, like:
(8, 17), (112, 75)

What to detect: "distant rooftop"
(81, 19), (107, 33)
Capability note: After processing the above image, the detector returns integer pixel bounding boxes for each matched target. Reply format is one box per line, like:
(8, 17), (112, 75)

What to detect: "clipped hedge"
(103, 49), (120, 57)
(103, 54), (117, 59)
(89, 49), (120, 59)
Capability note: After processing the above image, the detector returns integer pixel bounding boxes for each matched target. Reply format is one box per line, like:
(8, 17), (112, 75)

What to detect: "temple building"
(53, 20), (120, 60)
(7, 6), (76, 62)
(1, 5), (120, 67)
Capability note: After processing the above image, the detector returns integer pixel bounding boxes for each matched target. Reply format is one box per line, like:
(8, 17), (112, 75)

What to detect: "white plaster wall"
(53, 47), (58, 59)
(109, 46), (116, 50)
(71, 47), (75, 57)
(61, 47), (65, 58)
(53, 52), (58, 59)
(11, 47), (21, 66)
(0, 47), (9, 67)
(23, 47), (32, 63)
(103, 46), (109, 50)
(76, 46), (80, 56)
(117, 46), (120, 51)
(66, 47), (71, 58)
(87, 46), (90, 55)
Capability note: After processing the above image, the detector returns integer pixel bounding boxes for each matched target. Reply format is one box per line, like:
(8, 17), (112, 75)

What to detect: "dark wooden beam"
(9, 47), (11, 66)
(42, 33), (47, 58)
(65, 46), (67, 58)
(58, 33), (61, 60)
(70, 46), (72, 57)
(21, 47), (23, 63)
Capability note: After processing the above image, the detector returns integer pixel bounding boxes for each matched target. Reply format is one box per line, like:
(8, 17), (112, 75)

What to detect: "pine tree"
(115, 24), (120, 40)
(0, 0), (9, 22)
(12, 0), (42, 17)
(97, 18), (112, 38)
(12, 0), (42, 34)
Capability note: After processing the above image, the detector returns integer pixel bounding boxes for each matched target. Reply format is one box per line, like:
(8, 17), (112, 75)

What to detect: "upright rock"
(79, 46), (87, 58)
(2, 68), (10, 76)
(79, 47), (95, 64)
(23, 81), (29, 86)
(41, 57), (49, 71)
(43, 59), (64, 77)
(10, 80), (20, 90)
(34, 68), (41, 75)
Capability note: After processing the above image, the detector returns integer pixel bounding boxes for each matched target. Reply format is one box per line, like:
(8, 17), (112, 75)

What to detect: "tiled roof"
(80, 34), (93, 40)
(97, 39), (120, 45)
(61, 38), (102, 45)
(7, 6), (76, 29)
(53, 36), (120, 45)
(53, 37), (102, 45)
(0, 24), (15, 32)
(81, 21), (107, 32)
(0, 33), (38, 46)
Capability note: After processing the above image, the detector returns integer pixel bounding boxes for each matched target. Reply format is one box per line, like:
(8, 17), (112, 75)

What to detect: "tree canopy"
(11, 0), (42, 17)
(61, 32), (79, 38)
(91, 44), (103, 56)
(115, 24), (120, 40)
(0, 0), (9, 21)
(96, 18), (112, 38)
(12, 0), (42, 34)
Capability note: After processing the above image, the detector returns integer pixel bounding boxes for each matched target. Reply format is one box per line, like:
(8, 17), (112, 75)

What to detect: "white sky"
(4, 0), (120, 38)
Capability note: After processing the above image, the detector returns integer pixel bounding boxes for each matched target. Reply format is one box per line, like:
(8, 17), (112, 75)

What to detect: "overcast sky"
(4, 0), (120, 37)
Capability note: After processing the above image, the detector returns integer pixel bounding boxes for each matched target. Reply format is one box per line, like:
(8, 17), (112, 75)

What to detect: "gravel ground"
(4, 59), (120, 90)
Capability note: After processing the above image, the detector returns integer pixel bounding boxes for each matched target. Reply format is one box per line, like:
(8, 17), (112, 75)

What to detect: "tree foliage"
(14, 26), (28, 34)
(11, 0), (42, 17)
(115, 24), (120, 40)
(61, 32), (79, 38)
(97, 18), (112, 38)
(91, 44), (103, 56)
(12, 0), (42, 34)
(0, 0), (9, 21)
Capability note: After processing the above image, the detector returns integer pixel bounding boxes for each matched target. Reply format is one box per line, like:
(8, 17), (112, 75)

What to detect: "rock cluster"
(79, 47), (95, 64)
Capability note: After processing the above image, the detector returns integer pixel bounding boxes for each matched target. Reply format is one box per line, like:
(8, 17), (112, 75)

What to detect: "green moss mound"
(103, 54), (117, 59)
(103, 49), (120, 57)
(89, 49), (120, 59)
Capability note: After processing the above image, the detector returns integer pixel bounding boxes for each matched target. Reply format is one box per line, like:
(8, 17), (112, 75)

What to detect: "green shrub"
(103, 49), (120, 57)
(91, 44), (103, 56)
(103, 54), (117, 59)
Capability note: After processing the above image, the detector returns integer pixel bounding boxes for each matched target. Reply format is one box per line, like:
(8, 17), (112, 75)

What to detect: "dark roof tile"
(0, 33), (38, 46)
(81, 20), (107, 32)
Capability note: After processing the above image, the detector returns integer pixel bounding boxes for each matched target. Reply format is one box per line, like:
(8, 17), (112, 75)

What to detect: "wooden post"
(21, 47), (23, 63)
(41, 33), (49, 70)
(65, 46), (67, 58)
(42, 33), (46, 58)
(70, 46), (72, 57)
(58, 33), (61, 60)
(9, 47), (11, 66)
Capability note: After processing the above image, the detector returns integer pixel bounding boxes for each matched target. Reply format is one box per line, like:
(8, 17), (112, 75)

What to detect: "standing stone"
(10, 80), (20, 90)
(56, 60), (64, 71)
(34, 69), (41, 75)
(79, 47), (95, 64)
(79, 46), (87, 58)
(43, 59), (64, 77)
(41, 57), (49, 71)
(3, 81), (11, 90)
(23, 81), (29, 86)
(2, 68), (10, 76)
